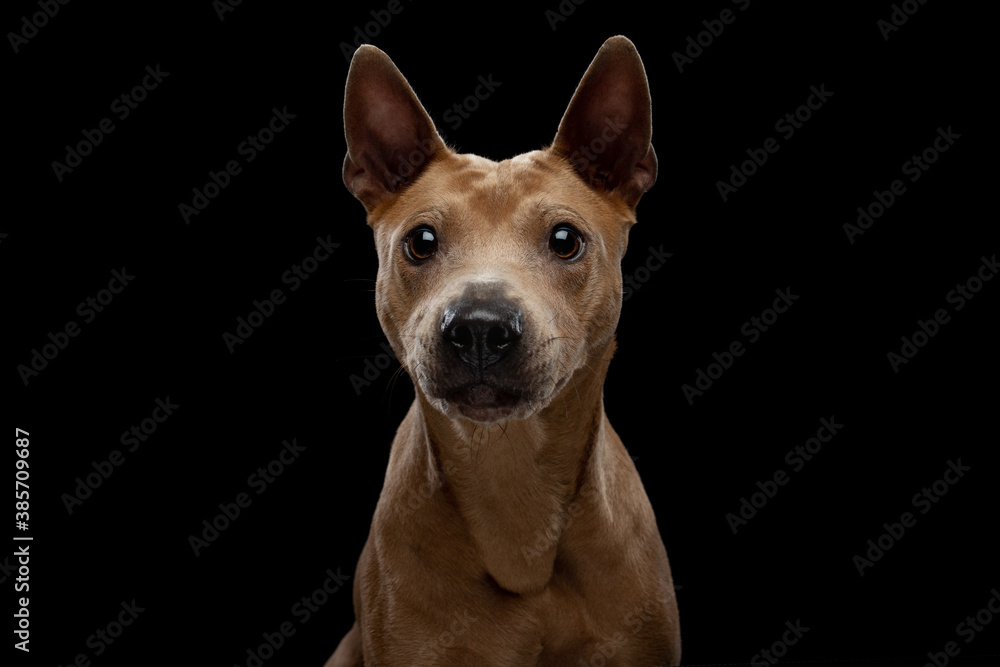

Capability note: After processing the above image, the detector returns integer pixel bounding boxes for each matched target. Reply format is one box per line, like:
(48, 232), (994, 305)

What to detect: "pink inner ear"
(348, 72), (415, 154)
(550, 38), (655, 204)
(590, 78), (639, 117)
(344, 46), (446, 207)
(363, 100), (414, 160)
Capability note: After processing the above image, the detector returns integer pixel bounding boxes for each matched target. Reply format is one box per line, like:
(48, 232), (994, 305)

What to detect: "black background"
(5, 0), (996, 665)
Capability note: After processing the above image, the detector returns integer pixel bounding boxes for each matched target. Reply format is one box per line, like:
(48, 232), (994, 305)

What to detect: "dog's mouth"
(447, 383), (524, 422)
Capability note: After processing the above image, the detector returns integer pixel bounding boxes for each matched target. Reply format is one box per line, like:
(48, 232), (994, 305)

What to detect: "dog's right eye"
(549, 225), (584, 260)
(405, 226), (438, 261)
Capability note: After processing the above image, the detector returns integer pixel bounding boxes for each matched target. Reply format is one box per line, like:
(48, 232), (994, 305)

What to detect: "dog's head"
(343, 36), (656, 424)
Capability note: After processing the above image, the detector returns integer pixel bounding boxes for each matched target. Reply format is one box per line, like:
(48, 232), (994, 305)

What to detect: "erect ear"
(343, 45), (448, 212)
(550, 36), (657, 208)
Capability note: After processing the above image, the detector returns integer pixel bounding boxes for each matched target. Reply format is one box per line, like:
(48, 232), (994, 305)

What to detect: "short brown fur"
(329, 36), (680, 666)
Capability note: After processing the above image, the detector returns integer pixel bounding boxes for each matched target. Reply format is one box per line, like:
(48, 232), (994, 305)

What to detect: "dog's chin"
(426, 383), (547, 424)
(454, 385), (521, 422)
(416, 355), (575, 424)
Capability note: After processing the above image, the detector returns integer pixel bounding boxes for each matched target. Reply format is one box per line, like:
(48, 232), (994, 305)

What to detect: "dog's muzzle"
(441, 299), (523, 370)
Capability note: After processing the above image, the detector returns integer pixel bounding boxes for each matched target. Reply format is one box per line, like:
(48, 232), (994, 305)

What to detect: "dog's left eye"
(549, 225), (584, 260)
(405, 226), (438, 260)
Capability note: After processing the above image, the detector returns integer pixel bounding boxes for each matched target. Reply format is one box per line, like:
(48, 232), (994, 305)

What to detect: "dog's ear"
(343, 45), (448, 211)
(550, 36), (656, 208)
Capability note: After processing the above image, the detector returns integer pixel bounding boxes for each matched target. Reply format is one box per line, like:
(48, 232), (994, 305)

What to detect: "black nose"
(441, 300), (523, 370)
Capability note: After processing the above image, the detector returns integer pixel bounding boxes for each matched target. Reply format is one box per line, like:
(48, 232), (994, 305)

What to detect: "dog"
(328, 35), (680, 666)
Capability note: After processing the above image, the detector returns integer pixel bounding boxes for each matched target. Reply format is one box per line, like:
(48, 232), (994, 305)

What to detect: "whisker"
(383, 363), (410, 415)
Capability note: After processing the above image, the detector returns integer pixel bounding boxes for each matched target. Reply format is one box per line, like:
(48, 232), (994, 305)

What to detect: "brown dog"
(328, 36), (680, 666)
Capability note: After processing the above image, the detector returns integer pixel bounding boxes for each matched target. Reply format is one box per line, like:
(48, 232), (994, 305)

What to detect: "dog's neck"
(414, 336), (617, 594)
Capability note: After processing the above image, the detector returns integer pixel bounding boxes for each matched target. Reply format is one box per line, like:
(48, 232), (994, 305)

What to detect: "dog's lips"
(448, 383), (522, 421)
